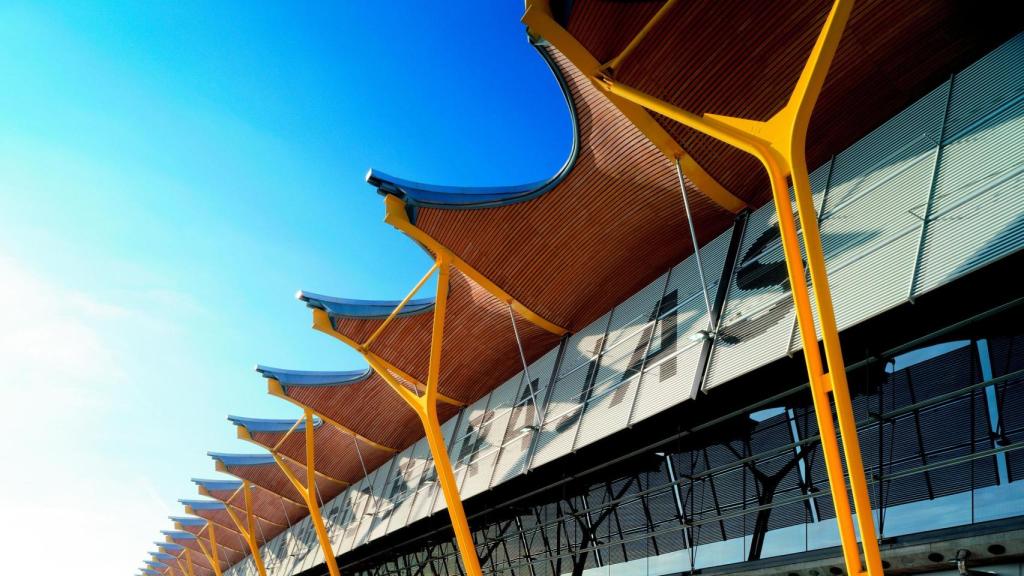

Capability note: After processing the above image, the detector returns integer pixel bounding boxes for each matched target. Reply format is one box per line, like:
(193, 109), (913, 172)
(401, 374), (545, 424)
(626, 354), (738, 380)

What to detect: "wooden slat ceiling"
(403, 46), (730, 333)
(316, 267), (560, 406)
(241, 419), (383, 486)
(171, 524), (247, 560)
(274, 369), (443, 451)
(565, 0), (1019, 209)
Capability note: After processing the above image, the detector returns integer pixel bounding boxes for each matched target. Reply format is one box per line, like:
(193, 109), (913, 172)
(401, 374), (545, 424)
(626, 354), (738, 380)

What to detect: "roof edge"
(255, 364), (373, 388)
(227, 413), (322, 433)
(365, 40), (580, 219)
(297, 290), (434, 320)
(207, 451), (276, 467)
(178, 498), (227, 510)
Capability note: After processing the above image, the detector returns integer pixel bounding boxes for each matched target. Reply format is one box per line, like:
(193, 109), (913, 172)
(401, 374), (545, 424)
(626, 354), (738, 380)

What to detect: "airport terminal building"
(146, 2), (1024, 576)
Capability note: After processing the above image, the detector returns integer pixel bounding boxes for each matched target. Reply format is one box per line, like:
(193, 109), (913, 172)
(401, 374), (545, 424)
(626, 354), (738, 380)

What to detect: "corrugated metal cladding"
(221, 34), (1023, 576)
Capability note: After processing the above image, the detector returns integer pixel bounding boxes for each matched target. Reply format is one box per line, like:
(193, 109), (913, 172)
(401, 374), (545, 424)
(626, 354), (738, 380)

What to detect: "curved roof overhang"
(230, 413), (384, 486)
(164, 524), (245, 567)
(366, 43), (739, 334)
(298, 274), (560, 408)
(261, 363), (442, 451)
(179, 498), (267, 539)
(191, 471), (310, 531)
(361, 0), (1017, 342)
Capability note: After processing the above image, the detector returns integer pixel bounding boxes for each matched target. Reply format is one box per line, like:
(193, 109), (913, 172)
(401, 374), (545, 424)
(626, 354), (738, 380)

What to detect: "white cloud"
(0, 255), (182, 575)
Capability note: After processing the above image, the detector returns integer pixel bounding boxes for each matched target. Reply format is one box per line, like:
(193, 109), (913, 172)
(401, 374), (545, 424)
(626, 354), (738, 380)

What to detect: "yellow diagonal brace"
(197, 483), (294, 524)
(584, 1), (883, 575)
(310, 305), (467, 407)
(195, 524), (222, 576)
(211, 459), (308, 509)
(363, 259), (440, 349)
(338, 258), (485, 576)
(263, 410), (344, 576)
(183, 549), (196, 576)
(236, 422), (351, 488)
(266, 377), (400, 453)
(521, 1), (746, 214)
(383, 195), (570, 336)
(602, 0), (681, 74)
(223, 481), (269, 576)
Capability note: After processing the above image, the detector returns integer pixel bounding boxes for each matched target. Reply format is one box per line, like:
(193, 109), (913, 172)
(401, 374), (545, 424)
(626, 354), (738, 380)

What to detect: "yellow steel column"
(267, 410), (343, 576)
(414, 257), (484, 576)
(194, 522), (223, 576)
(183, 549), (197, 576)
(546, 0), (883, 574)
(223, 481), (270, 576)
(315, 257), (484, 576)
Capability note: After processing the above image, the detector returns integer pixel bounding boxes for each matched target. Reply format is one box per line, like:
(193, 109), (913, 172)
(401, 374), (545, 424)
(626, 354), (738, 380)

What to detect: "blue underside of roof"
(256, 364), (372, 388)
(192, 477), (243, 491)
(170, 515), (206, 526)
(208, 451), (276, 467)
(227, 413), (323, 433)
(364, 42), (579, 223)
(298, 290), (434, 319)
(161, 530), (196, 540)
(157, 542), (184, 551)
(152, 552), (175, 561)
(179, 498), (226, 510)
(145, 560), (167, 568)
(142, 569), (162, 576)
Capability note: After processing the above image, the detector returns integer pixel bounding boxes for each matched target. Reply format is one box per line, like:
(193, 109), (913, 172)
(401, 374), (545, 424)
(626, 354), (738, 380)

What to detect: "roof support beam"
(222, 481), (269, 576)
(383, 195), (569, 337)
(235, 423), (352, 487)
(522, 1), (747, 215)
(196, 482), (299, 521)
(183, 549), (197, 576)
(263, 409), (343, 576)
(195, 523), (223, 576)
(601, 0), (680, 75)
(577, 1), (883, 575)
(266, 378), (400, 453)
(310, 254), (485, 576)
(308, 267), (468, 408)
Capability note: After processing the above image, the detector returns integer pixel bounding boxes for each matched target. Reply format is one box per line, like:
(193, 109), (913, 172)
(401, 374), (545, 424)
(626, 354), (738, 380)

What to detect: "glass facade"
(345, 328), (1024, 576)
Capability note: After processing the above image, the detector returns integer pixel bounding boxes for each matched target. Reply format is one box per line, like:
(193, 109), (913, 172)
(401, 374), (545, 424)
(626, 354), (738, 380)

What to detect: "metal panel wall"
(915, 34), (1024, 295)
(788, 79), (951, 352)
(630, 226), (734, 423)
(573, 270), (670, 450)
(367, 455), (398, 542)
(490, 345), (562, 487)
(381, 437), (428, 535)
(530, 312), (611, 468)
(460, 371), (522, 499)
(704, 202), (796, 389)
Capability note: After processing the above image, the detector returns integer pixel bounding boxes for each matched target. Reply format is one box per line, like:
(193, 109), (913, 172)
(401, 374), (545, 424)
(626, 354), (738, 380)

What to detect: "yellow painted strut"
(309, 254), (485, 576)
(222, 480), (270, 576)
(183, 549), (197, 576)
(194, 522), (223, 576)
(261, 410), (344, 576)
(524, 0), (887, 574)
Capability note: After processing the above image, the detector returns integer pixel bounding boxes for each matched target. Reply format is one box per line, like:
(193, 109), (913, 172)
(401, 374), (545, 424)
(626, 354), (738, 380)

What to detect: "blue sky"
(0, 2), (570, 572)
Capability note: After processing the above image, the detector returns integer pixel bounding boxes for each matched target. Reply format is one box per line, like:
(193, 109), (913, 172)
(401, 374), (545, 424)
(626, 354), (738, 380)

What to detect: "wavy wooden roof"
(563, 0), (1015, 210)
(231, 414), (384, 486)
(149, 2), (1014, 573)
(155, 542), (216, 576)
(163, 527), (246, 568)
